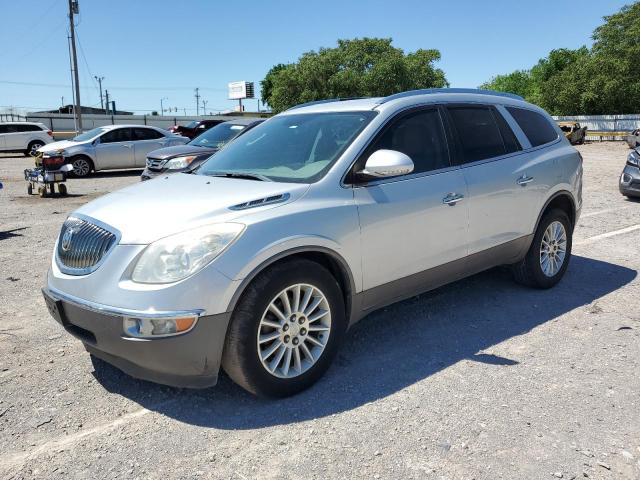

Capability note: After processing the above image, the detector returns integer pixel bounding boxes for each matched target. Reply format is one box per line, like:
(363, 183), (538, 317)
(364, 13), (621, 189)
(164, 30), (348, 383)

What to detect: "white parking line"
(575, 224), (640, 246)
(581, 206), (630, 218)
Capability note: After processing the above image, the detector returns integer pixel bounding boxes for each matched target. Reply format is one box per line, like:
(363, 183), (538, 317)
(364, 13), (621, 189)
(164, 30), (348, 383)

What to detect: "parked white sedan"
(37, 125), (189, 177)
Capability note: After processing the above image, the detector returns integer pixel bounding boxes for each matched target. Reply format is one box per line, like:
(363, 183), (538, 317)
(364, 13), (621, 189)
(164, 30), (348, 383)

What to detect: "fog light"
(124, 316), (197, 338)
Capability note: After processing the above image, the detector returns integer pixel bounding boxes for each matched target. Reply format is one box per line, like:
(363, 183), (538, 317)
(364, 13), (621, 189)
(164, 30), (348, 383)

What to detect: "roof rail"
(287, 97), (367, 111)
(377, 88), (525, 104)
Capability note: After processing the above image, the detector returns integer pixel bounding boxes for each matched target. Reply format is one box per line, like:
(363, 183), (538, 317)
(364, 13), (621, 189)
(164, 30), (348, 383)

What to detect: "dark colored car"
(168, 119), (227, 139)
(620, 147), (640, 198)
(141, 118), (263, 181)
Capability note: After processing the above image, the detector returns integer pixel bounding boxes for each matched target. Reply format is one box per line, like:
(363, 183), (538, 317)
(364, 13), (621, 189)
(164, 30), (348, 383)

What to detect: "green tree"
(480, 2), (640, 115)
(260, 63), (288, 107)
(263, 38), (448, 112)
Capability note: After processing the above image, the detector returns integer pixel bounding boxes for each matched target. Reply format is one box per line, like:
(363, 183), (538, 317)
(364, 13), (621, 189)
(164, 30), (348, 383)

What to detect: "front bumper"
(43, 287), (231, 388)
(619, 165), (640, 197)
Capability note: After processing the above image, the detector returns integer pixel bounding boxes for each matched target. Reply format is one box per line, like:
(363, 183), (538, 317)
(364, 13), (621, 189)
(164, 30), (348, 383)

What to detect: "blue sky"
(0, 0), (631, 115)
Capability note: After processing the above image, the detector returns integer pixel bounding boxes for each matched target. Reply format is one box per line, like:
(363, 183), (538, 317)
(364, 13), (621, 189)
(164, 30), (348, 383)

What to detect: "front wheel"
(70, 156), (92, 177)
(222, 259), (347, 397)
(512, 209), (572, 289)
(26, 141), (45, 156)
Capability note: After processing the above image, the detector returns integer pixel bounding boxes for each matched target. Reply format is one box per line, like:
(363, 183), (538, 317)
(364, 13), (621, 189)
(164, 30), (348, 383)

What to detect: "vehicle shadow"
(76, 170), (143, 179)
(91, 255), (636, 429)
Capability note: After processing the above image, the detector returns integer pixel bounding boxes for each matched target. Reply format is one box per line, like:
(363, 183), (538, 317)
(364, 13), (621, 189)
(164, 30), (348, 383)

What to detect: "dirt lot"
(1, 143), (639, 480)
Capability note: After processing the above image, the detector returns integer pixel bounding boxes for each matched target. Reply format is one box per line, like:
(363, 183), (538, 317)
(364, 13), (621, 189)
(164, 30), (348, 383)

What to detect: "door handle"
(123, 144), (132, 149)
(517, 175), (534, 186)
(443, 193), (464, 206)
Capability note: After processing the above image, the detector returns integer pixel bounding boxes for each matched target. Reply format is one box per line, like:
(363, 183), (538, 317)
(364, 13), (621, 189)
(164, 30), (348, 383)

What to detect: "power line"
(0, 79), (226, 92)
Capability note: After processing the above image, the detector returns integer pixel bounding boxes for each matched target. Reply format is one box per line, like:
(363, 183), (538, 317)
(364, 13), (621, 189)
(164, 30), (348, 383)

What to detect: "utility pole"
(68, 0), (82, 132)
(61, 96), (64, 109)
(202, 100), (208, 115)
(104, 90), (110, 115)
(194, 88), (200, 116)
(94, 76), (105, 111)
(160, 97), (168, 116)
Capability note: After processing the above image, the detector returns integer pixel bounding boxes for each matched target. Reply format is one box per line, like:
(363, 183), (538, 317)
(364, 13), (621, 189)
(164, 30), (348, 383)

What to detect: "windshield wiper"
(205, 171), (271, 182)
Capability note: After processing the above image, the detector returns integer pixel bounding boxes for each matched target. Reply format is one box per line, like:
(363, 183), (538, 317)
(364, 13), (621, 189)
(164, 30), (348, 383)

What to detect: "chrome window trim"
(55, 213), (122, 276)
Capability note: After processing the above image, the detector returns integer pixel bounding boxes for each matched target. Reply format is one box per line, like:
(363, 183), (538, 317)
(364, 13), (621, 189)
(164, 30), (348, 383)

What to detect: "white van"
(0, 122), (54, 156)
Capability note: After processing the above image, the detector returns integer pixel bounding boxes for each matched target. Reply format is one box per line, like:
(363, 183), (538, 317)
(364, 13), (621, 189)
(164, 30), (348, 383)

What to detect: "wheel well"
(542, 193), (575, 229)
(237, 250), (353, 321)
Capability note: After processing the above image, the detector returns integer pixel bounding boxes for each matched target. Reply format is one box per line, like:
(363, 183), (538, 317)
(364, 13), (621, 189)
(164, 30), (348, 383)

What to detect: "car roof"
(280, 88), (535, 115)
(0, 121), (47, 126)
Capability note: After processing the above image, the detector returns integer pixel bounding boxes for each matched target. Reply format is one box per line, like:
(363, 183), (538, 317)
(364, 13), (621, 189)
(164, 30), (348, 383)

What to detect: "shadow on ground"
(78, 170), (143, 179)
(0, 227), (28, 240)
(91, 255), (636, 429)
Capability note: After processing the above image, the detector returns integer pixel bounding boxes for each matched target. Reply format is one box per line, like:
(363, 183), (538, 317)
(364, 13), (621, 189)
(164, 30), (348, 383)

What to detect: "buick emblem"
(61, 228), (74, 252)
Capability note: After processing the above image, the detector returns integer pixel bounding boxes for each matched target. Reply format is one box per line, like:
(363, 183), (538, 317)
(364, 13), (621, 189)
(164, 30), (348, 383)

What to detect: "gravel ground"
(1, 143), (639, 480)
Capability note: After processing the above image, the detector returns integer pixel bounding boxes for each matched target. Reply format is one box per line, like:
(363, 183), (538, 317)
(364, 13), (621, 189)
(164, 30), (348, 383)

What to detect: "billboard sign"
(228, 81), (255, 100)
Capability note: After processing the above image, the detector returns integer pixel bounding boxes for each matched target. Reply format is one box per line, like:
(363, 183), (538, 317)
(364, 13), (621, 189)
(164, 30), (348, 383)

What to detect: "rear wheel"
(222, 259), (347, 397)
(512, 209), (572, 288)
(26, 140), (45, 156)
(70, 156), (92, 177)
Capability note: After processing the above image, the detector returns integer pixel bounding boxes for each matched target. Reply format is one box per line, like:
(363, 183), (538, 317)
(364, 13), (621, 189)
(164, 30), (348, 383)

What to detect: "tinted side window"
(0, 125), (8, 134)
(100, 128), (132, 143)
(133, 128), (163, 140)
(17, 125), (41, 132)
(506, 107), (559, 147)
(367, 109), (450, 174)
(447, 106), (507, 163)
(493, 109), (521, 153)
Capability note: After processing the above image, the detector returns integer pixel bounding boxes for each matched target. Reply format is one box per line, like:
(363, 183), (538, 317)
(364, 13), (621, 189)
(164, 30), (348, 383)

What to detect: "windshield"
(190, 122), (247, 148)
(73, 127), (108, 142)
(184, 121), (199, 129)
(198, 112), (376, 183)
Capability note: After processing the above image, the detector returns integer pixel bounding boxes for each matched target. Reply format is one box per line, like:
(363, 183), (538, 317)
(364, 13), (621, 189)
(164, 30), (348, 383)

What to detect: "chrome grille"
(146, 157), (165, 170)
(56, 217), (117, 275)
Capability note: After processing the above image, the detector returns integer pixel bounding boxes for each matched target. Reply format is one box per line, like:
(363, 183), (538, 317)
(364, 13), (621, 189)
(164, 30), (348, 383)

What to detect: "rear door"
(444, 104), (546, 255)
(4, 124), (22, 149)
(95, 128), (135, 169)
(353, 107), (469, 308)
(132, 128), (167, 167)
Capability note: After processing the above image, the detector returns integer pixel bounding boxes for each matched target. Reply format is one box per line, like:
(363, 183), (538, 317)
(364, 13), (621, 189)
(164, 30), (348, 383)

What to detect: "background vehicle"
(168, 119), (227, 139)
(37, 125), (189, 177)
(558, 121), (587, 145)
(44, 89), (582, 397)
(620, 147), (640, 198)
(0, 122), (53, 156)
(627, 129), (640, 148)
(141, 118), (263, 180)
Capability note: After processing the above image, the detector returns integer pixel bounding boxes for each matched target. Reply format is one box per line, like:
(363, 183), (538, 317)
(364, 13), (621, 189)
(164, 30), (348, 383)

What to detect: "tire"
(70, 156), (93, 177)
(27, 184), (33, 195)
(222, 258), (347, 397)
(26, 141), (45, 157)
(512, 209), (572, 289)
(58, 183), (67, 196)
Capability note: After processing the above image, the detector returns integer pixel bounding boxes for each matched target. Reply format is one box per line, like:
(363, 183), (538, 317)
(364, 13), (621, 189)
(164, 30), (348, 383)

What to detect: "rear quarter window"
(506, 107), (559, 148)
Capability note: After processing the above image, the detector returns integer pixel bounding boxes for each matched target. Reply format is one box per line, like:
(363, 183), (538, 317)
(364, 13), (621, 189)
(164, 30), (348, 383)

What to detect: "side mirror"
(92, 138), (100, 146)
(357, 149), (414, 179)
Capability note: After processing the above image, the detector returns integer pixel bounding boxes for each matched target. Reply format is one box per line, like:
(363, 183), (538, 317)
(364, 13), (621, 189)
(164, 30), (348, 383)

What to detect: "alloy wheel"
(540, 220), (567, 277)
(29, 142), (44, 156)
(257, 283), (332, 379)
(72, 158), (91, 177)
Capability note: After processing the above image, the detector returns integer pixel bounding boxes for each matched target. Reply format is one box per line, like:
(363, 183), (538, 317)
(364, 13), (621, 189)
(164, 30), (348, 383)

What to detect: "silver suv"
(43, 89), (583, 397)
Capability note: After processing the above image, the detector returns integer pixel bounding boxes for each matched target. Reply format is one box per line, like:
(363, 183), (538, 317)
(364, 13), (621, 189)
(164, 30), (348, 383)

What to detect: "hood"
(38, 139), (88, 153)
(147, 144), (217, 160)
(74, 173), (309, 244)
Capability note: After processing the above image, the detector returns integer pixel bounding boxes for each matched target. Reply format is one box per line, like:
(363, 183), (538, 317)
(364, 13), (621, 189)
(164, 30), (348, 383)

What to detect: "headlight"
(131, 223), (244, 284)
(164, 155), (197, 170)
(627, 151), (640, 167)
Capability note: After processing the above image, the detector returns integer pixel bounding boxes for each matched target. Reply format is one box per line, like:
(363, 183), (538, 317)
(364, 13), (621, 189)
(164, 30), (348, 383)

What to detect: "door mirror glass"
(357, 149), (414, 179)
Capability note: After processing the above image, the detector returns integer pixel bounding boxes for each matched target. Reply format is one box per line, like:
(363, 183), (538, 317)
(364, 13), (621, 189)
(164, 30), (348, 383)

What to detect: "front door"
(95, 128), (135, 170)
(353, 107), (469, 309)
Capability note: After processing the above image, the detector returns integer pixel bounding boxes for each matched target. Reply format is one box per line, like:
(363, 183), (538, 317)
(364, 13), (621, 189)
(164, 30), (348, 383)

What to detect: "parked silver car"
(43, 89), (582, 397)
(37, 125), (189, 177)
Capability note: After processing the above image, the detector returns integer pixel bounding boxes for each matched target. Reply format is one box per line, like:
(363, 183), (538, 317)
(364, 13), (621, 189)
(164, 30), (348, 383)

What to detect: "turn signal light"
(123, 316), (197, 338)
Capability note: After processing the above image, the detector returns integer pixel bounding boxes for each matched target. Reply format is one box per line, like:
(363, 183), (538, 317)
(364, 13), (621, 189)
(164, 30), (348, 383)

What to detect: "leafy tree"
(260, 63), (288, 107)
(480, 2), (640, 115)
(262, 38), (448, 112)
